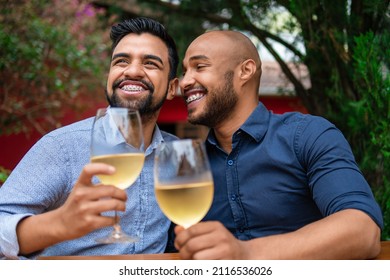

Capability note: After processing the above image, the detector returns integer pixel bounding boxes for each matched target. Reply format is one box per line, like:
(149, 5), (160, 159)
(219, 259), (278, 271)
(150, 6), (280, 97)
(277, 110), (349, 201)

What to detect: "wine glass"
(90, 107), (144, 243)
(154, 139), (214, 229)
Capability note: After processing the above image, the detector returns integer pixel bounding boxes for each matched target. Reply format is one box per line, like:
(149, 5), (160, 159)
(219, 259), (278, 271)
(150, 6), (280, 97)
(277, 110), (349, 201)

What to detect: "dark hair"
(110, 17), (178, 81)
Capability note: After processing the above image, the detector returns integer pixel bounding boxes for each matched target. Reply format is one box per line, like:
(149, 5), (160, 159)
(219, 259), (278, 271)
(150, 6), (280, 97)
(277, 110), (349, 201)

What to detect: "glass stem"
(113, 211), (122, 237)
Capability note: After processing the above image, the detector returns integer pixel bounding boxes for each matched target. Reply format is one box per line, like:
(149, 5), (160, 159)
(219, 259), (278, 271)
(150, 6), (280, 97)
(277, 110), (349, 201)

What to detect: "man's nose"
(179, 72), (195, 92)
(123, 62), (144, 78)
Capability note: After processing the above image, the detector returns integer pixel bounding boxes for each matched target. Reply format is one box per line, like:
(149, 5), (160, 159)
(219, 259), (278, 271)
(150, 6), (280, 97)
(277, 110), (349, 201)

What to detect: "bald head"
(187, 30), (262, 75)
(187, 30), (261, 92)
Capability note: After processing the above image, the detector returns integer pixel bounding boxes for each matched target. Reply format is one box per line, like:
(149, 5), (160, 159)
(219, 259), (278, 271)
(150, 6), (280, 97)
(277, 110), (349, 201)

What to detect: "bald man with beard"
(173, 30), (383, 260)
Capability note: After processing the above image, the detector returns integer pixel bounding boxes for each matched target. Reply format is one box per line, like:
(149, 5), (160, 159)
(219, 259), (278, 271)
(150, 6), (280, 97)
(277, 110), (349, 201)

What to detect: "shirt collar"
(146, 125), (164, 156)
(206, 102), (270, 146)
(239, 102), (270, 142)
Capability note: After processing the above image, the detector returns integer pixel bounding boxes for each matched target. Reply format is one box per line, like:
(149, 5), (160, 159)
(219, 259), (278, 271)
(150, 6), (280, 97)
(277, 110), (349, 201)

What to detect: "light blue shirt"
(0, 117), (177, 259)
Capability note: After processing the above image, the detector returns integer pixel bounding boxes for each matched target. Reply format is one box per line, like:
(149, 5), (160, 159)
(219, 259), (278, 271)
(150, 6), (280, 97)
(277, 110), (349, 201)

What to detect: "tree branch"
(224, 0), (308, 96)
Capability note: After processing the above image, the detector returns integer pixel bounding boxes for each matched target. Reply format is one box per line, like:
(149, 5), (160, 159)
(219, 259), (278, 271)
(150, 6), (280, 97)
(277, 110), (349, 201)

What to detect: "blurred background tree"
(1, 0), (388, 239)
(0, 0), (111, 136)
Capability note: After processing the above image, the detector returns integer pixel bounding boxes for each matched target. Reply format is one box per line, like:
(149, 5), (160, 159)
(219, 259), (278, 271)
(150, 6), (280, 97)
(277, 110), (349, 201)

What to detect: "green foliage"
(0, 0), (110, 136)
(0, 166), (10, 186)
(347, 31), (390, 239)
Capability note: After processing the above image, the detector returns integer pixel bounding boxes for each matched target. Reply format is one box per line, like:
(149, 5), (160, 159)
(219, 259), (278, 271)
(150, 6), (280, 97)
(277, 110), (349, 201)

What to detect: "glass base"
(96, 225), (138, 244)
(96, 232), (138, 244)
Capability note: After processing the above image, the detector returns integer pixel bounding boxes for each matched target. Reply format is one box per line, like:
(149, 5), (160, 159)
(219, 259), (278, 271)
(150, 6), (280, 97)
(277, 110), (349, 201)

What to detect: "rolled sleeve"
(0, 213), (32, 259)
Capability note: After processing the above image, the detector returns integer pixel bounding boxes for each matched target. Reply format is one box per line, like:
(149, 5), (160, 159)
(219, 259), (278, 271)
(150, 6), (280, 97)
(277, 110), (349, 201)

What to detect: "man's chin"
(107, 91), (136, 108)
(187, 115), (203, 126)
(111, 99), (139, 109)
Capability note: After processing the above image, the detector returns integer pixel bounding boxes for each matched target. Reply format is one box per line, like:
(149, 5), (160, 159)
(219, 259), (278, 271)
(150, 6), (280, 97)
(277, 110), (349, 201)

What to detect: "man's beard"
(105, 79), (168, 122)
(188, 71), (238, 128)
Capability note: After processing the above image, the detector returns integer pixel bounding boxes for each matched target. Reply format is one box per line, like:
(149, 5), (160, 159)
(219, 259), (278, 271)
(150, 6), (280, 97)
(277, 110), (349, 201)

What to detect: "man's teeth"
(121, 85), (144, 92)
(186, 93), (204, 104)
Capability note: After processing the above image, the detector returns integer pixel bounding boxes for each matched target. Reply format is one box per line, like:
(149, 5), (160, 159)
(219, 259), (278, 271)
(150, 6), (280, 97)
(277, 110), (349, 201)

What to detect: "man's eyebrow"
(189, 55), (209, 62)
(182, 55), (210, 70)
(111, 53), (164, 65)
(144, 54), (164, 65)
(111, 53), (129, 61)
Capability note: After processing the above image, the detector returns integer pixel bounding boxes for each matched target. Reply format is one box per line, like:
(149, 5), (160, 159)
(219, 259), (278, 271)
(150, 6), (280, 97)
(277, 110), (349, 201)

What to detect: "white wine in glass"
(154, 139), (214, 229)
(90, 107), (144, 243)
(90, 153), (144, 190)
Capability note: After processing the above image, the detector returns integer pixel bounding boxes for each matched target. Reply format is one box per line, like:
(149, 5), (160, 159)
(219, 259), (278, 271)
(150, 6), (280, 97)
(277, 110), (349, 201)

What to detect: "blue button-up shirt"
(0, 117), (177, 259)
(204, 103), (383, 240)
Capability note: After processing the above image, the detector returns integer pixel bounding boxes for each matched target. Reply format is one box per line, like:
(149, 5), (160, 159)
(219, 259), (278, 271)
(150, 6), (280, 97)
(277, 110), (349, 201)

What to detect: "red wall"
(0, 96), (307, 171)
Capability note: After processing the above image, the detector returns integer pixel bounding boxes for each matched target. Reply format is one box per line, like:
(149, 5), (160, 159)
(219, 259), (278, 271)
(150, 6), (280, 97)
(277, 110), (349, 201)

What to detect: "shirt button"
(227, 160), (234, 166)
(239, 228), (244, 233)
(231, 194), (236, 201)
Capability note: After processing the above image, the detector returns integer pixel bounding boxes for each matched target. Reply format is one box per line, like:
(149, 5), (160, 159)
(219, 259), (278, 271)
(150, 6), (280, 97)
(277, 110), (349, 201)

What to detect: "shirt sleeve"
(0, 134), (70, 259)
(295, 116), (384, 229)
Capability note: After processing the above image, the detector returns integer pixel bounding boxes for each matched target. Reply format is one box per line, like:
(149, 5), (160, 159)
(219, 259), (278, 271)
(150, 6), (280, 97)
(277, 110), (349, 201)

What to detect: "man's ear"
(239, 59), (257, 83)
(167, 78), (179, 100)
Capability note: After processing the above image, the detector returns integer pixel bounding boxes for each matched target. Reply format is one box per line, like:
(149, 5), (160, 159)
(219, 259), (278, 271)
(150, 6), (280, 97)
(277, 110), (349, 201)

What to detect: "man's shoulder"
(46, 117), (94, 138)
(274, 111), (335, 131)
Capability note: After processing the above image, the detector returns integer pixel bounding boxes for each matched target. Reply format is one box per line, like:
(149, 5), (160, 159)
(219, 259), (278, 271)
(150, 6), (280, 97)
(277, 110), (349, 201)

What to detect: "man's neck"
(213, 102), (258, 154)
(141, 116), (159, 149)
